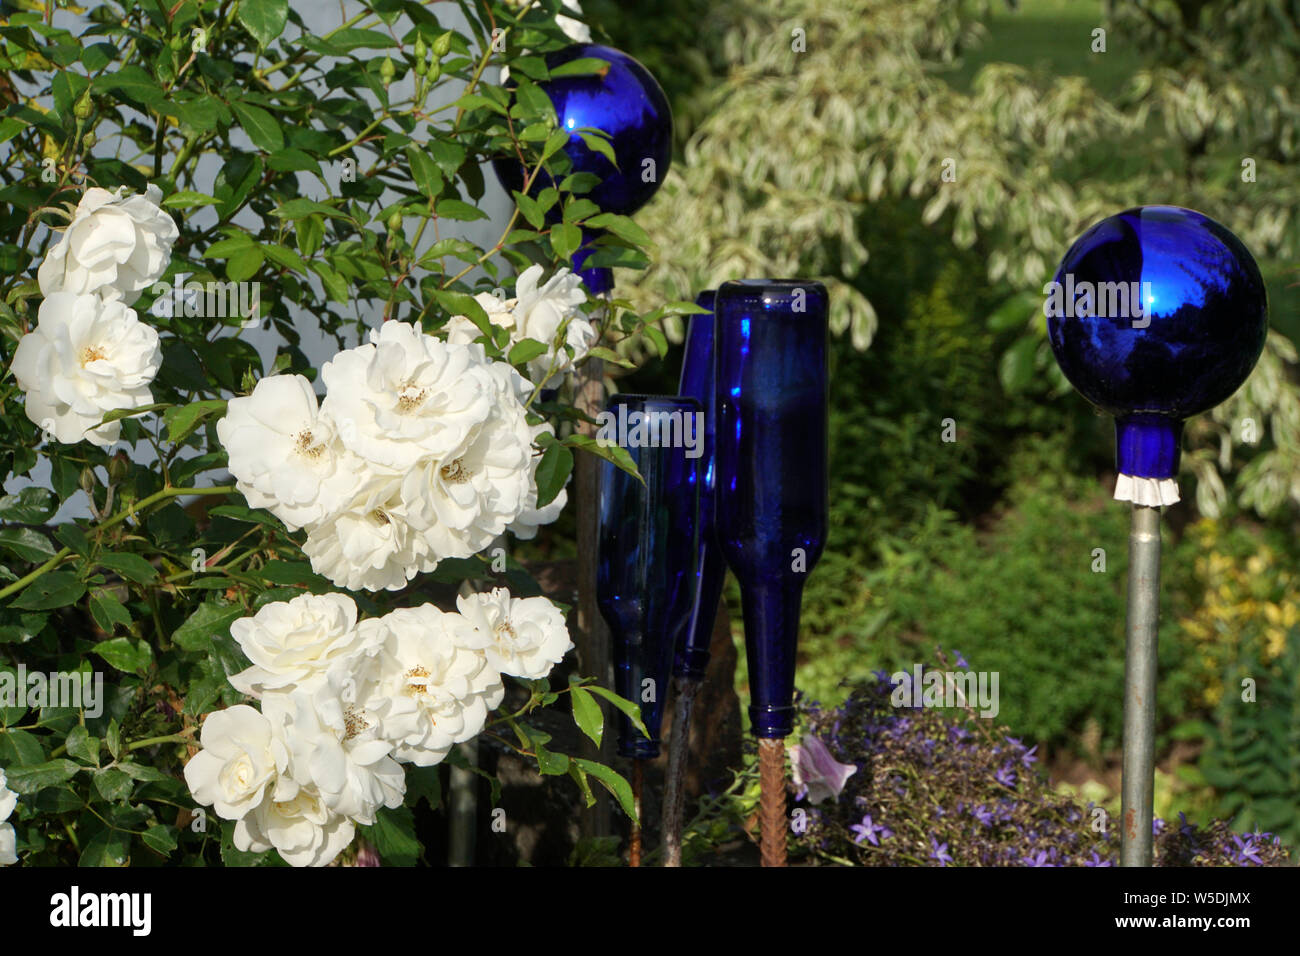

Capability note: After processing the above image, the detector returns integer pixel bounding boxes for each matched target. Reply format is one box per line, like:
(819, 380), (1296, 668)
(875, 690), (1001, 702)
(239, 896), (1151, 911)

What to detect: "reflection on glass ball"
(491, 43), (672, 217)
(1046, 205), (1267, 422)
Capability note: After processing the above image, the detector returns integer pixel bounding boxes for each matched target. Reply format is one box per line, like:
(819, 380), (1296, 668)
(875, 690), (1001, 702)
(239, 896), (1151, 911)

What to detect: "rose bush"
(0, 0), (689, 866)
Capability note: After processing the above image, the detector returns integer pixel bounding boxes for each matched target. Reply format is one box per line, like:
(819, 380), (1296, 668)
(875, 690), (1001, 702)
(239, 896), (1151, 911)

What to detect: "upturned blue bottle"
(674, 290), (723, 682)
(713, 280), (830, 739)
(596, 394), (702, 758)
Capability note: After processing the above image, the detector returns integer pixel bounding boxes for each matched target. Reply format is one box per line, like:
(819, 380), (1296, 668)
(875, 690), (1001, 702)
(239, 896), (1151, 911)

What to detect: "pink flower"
(789, 735), (857, 804)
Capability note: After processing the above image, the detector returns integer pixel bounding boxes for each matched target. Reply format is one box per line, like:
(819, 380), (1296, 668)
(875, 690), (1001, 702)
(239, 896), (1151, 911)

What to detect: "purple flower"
(929, 836), (953, 866)
(1022, 849), (1054, 867)
(790, 734), (858, 805)
(971, 804), (995, 826)
(1020, 745), (1038, 768)
(1084, 851), (1112, 867)
(1232, 834), (1264, 866)
(849, 814), (892, 847)
(994, 763), (1017, 788)
(954, 650), (969, 668)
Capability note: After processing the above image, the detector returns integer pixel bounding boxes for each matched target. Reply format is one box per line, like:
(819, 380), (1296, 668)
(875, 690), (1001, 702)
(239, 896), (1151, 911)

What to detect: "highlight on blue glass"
(1045, 205), (1268, 504)
(673, 290), (723, 682)
(712, 280), (830, 739)
(596, 394), (703, 759)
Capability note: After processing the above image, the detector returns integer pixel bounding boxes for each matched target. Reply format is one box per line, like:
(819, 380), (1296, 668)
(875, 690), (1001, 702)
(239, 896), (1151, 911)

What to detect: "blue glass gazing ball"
(491, 43), (673, 217)
(1046, 206), (1267, 478)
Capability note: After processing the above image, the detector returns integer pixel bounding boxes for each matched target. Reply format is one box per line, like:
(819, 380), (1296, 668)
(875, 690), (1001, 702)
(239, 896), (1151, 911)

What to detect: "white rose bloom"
(303, 475), (435, 592)
(0, 767), (17, 866)
(320, 322), (494, 472)
(263, 666), (405, 825)
(216, 375), (364, 531)
(362, 605), (504, 766)
(511, 265), (594, 383)
(227, 592), (369, 697)
(10, 292), (161, 447)
(444, 289), (517, 345)
(37, 184), (178, 304)
(456, 587), (573, 680)
(233, 778), (354, 868)
(183, 705), (289, 821)
(399, 408), (534, 559)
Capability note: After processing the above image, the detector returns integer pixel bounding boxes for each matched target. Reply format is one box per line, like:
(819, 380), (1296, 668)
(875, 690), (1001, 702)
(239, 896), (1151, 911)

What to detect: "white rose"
(0, 767), (17, 866)
(227, 592), (370, 696)
(233, 779), (354, 868)
(10, 292), (161, 447)
(38, 184), (178, 304)
(216, 374), (364, 531)
(511, 265), (594, 383)
(263, 665), (405, 825)
(320, 322), (495, 472)
(456, 587), (573, 680)
(399, 407), (534, 559)
(444, 289), (517, 345)
(183, 705), (288, 821)
(303, 475), (435, 592)
(363, 605), (504, 767)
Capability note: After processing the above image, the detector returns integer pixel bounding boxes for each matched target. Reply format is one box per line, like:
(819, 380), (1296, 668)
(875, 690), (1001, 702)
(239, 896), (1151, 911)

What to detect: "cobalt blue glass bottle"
(596, 395), (702, 758)
(713, 280), (829, 739)
(673, 290), (723, 681)
(491, 43), (673, 295)
(1046, 205), (1268, 505)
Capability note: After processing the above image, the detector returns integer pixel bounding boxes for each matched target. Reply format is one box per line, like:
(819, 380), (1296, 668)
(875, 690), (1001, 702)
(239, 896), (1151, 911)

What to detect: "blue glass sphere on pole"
(1046, 205), (1267, 505)
(491, 43), (673, 295)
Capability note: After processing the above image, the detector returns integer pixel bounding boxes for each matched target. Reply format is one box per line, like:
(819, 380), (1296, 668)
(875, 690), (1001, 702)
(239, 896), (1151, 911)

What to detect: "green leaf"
(363, 805), (421, 866)
(565, 434), (642, 483)
(0, 487), (56, 523)
(163, 399), (228, 444)
(92, 766), (133, 803)
(142, 824), (178, 856)
(534, 741), (570, 776)
(435, 198), (488, 221)
(98, 552), (158, 584)
(95, 402), (171, 426)
(576, 129), (618, 168)
(573, 758), (637, 821)
(533, 441), (573, 508)
(173, 600), (246, 652)
(89, 589), (132, 633)
(584, 212), (650, 246)
(5, 759), (81, 794)
(549, 57), (612, 79)
(273, 198), (351, 221)
(0, 527), (56, 563)
(406, 146), (444, 198)
(507, 338), (549, 367)
(65, 725), (101, 767)
(93, 637), (153, 675)
(226, 245), (265, 283)
(162, 190), (220, 210)
(79, 827), (130, 867)
(237, 0), (289, 48)
(586, 346), (636, 369)
(230, 99), (285, 152)
(11, 571), (85, 611)
(550, 222), (582, 261)
(569, 683), (603, 747)
(582, 684), (650, 740)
